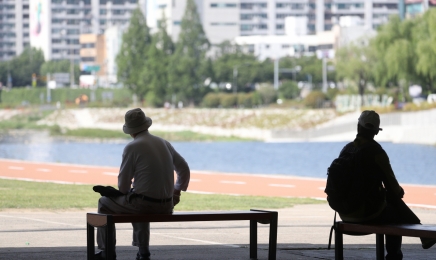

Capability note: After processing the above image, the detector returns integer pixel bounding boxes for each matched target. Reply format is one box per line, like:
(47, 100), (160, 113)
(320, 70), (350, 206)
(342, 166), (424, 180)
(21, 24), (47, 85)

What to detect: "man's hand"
(173, 189), (181, 206)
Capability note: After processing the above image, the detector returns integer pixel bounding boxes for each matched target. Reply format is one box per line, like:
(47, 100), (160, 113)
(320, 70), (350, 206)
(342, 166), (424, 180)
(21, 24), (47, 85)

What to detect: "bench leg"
(268, 213), (278, 260)
(376, 234), (384, 260)
(105, 214), (115, 260)
(250, 219), (257, 259)
(334, 229), (343, 260)
(87, 223), (95, 260)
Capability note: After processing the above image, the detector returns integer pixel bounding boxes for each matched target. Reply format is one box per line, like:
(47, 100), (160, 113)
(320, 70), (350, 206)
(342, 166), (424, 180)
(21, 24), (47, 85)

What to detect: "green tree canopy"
(8, 47), (45, 87)
(168, 0), (210, 105)
(116, 7), (151, 99)
(335, 38), (378, 104)
(141, 11), (175, 107)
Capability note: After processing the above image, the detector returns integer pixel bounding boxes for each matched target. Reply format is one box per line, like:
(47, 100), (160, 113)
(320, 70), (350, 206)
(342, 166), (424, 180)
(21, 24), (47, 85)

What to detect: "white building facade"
(153, 0), (401, 46)
(25, 0), (145, 63)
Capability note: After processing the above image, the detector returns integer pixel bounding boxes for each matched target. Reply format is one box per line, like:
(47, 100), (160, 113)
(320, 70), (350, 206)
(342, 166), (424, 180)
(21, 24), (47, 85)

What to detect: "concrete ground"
(1, 204), (436, 260)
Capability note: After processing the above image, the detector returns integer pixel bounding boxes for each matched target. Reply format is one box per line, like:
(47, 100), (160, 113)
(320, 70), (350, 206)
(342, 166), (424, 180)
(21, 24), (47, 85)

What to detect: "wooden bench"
(334, 221), (436, 260)
(87, 209), (278, 260)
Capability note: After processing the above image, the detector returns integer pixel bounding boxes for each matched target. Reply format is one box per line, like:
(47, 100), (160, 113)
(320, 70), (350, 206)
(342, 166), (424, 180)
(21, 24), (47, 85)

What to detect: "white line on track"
(155, 234), (239, 248)
(102, 172), (118, 176)
(37, 168), (51, 172)
(269, 184), (295, 188)
(0, 214), (82, 227)
(220, 181), (246, 185)
(318, 187), (325, 190)
(8, 166), (24, 170)
(69, 169), (88, 174)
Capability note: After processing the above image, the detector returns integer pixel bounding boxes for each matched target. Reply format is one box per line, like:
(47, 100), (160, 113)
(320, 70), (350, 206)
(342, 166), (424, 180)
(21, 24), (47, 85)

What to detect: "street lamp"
(233, 63), (252, 94)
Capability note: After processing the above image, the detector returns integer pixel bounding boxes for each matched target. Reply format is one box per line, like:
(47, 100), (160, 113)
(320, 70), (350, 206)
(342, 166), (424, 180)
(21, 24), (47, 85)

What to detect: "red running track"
(1, 158), (436, 208)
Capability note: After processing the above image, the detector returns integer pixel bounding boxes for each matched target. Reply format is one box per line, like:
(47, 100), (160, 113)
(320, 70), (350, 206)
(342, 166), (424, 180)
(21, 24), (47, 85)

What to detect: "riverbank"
(1, 107), (435, 145)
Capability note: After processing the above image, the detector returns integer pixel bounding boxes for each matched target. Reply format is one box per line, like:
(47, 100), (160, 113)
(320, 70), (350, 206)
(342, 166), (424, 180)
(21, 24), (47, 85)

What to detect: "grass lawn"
(0, 179), (324, 211)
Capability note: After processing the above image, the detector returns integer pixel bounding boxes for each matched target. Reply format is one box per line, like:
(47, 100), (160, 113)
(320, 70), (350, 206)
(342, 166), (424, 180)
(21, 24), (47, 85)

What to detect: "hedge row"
(0, 87), (133, 107)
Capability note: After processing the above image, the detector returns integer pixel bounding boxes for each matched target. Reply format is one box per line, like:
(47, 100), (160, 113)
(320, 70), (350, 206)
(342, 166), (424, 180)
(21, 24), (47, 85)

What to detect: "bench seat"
(334, 221), (436, 260)
(87, 209), (278, 260)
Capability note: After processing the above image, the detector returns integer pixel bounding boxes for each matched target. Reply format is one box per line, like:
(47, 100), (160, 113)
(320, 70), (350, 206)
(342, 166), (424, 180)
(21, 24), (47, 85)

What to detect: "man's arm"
(118, 146), (135, 194)
(375, 151), (404, 199)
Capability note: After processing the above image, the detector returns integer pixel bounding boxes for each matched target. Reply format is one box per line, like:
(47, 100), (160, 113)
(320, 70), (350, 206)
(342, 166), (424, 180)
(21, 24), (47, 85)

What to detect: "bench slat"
(337, 223), (436, 239)
(87, 211), (275, 226)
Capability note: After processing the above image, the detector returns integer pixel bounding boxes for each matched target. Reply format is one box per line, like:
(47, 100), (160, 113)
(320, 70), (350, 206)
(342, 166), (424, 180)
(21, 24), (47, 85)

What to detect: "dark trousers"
(366, 199), (420, 260)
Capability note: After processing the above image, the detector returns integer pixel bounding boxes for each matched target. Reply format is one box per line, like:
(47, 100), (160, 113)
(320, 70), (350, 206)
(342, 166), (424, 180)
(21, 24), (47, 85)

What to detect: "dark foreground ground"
(1, 204), (435, 260)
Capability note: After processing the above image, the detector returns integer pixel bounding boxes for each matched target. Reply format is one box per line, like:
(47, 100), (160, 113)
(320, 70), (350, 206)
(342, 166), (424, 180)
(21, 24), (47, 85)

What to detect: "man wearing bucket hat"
(327, 110), (435, 260)
(95, 108), (190, 260)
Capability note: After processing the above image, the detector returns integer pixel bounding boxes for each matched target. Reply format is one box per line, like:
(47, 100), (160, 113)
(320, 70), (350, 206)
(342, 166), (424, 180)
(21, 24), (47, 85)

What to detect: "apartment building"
(0, 0), (146, 63)
(154, 0), (402, 46)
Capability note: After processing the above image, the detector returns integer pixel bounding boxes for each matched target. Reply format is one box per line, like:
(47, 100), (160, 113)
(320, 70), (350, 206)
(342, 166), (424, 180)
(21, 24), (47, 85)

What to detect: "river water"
(0, 131), (435, 185)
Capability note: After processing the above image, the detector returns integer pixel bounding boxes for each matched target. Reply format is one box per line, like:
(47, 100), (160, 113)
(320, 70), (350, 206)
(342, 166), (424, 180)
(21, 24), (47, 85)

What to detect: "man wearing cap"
(336, 110), (435, 260)
(95, 108), (190, 260)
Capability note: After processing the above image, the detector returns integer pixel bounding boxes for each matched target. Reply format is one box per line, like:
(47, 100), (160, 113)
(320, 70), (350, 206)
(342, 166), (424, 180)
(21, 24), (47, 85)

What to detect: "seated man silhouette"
(328, 110), (436, 260)
(95, 108), (190, 260)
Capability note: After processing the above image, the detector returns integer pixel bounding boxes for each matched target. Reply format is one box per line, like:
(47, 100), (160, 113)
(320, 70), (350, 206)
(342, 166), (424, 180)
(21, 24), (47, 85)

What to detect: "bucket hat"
(123, 108), (152, 134)
(358, 110), (383, 132)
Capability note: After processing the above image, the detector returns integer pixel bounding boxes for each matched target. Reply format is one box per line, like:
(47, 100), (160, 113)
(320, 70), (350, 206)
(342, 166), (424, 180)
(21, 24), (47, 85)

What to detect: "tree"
(8, 47), (45, 87)
(335, 39), (377, 105)
(212, 48), (260, 92)
(116, 7), (151, 99)
(414, 9), (436, 93)
(140, 11), (174, 107)
(40, 60), (80, 84)
(168, 0), (210, 105)
(373, 15), (418, 88)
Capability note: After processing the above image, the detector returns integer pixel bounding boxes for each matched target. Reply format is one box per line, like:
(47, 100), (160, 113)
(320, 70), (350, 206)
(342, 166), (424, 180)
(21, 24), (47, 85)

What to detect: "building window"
(83, 0), (91, 4)
(173, 21), (181, 25)
(23, 4), (29, 9)
(67, 0), (79, 4)
(324, 24), (333, 30)
(282, 44), (290, 48)
(112, 10), (125, 15)
(276, 24), (284, 29)
(100, 0), (107, 4)
(81, 57), (95, 62)
(67, 29), (80, 35)
(210, 3), (238, 8)
(241, 3), (267, 9)
(373, 3), (397, 9)
(52, 39), (62, 44)
(67, 9), (80, 14)
(276, 13), (292, 19)
(241, 13), (267, 20)
(113, 0), (124, 4)
(67, 19), (79, 25)
(100, 9), (107, 15)
(240, 24), (253, 31)
(210, 22), (237, 26)
(81, 43), (95, 48)
(24, 23), (29, 28)
(158, 4), (167, 8)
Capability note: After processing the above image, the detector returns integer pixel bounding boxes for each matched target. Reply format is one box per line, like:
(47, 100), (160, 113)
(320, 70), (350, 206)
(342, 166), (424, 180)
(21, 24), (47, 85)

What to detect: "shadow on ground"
(0, 243), (434, 260)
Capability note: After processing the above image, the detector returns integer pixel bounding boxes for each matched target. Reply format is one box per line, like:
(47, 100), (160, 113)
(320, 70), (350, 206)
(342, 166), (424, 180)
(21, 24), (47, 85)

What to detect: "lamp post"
(233, 63), (252, 94)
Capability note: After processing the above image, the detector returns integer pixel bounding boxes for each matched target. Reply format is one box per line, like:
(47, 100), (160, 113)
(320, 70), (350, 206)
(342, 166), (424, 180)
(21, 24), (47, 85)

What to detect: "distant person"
(95, 108), (190, 260)
(325, 110), (436, 260)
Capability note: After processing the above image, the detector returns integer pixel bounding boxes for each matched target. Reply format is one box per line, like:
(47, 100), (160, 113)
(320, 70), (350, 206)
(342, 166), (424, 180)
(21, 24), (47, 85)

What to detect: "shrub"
(257, 87), (277, 105)
(279, 81), (300, 99)
(304, 90), (327, 108)
(237, 93), (253, 107)
(201, 93), (221, 108)
(220, 94), (237, 108)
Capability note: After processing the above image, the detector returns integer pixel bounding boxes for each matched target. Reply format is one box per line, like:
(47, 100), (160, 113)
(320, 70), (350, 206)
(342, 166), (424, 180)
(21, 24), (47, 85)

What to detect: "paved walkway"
(1, 204), (436, 259)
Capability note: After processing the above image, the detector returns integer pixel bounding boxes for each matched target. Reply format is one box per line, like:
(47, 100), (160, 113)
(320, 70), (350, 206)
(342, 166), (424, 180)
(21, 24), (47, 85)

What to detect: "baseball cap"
(358, 110), (383, 131)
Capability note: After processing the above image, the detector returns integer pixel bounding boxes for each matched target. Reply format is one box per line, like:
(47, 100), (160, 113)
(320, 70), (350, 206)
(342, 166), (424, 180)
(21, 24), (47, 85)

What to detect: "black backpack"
(324, 141), (383, 214)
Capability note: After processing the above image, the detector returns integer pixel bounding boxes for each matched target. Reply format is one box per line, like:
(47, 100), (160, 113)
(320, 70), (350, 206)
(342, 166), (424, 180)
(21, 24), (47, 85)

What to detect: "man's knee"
(98, 196), (112, 213)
